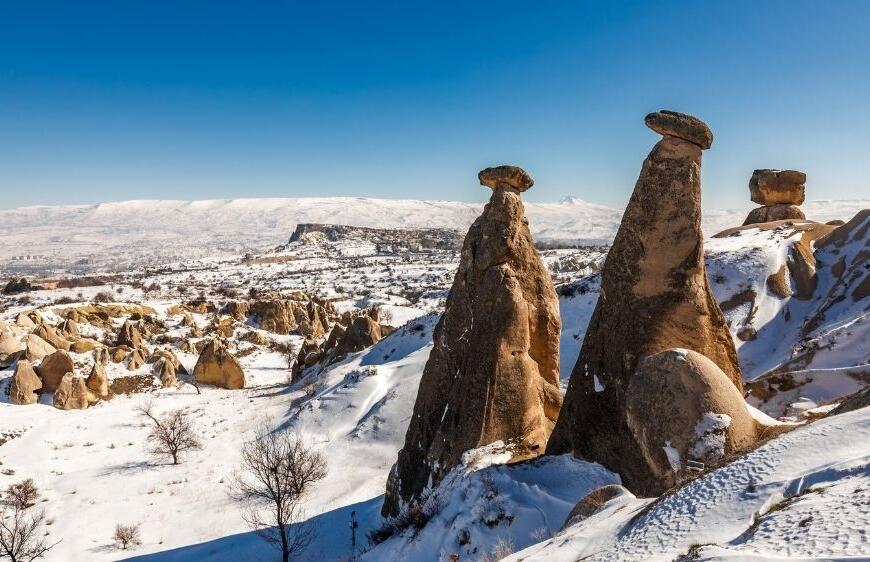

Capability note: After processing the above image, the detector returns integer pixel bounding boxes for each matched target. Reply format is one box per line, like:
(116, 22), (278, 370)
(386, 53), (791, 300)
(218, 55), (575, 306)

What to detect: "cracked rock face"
(382, 166), (562, 517)
(547, 111), (742, 496)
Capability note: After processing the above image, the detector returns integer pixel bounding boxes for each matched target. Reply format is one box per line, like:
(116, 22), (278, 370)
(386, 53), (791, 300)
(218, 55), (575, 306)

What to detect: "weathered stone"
(644, 109), (713, 149)
(547, 112), (741, 497)
(53, 374), (92, 410)
(24, 334), (56, 362)
(32, 324), (71, 351)
(332, 315), (382, 357)
(155, 358), (178, 387)
(9, 360), (42, 405)
(562, 485), (629, 529)
(86, 363), (109, 399)
(117, 321), (144, 349)
(624, 350), (759, 493)
(127, 347), (146, 371)
(15, 312), (36, 330)
(35, 350), (75, 391)
(93, 347), (110, 366)
(743, 204), (807, 226)
(58, 318), (80, 338)
(193, 339), (245, 389)
(383, 167), (561, 516)
(749, 169), (806, 205)
(478, 165), (534, 192)
(0, 330), (24, 365)
(70, 338), (101, 354)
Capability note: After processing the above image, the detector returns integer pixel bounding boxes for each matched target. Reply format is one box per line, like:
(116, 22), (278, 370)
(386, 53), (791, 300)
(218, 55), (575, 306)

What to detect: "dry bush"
(138, 403), (202, 465)
(230, 426), (326, 562)
(479, 536), (515, 562)
(4, 479), (39, 510)
(0, 478), (57, 561)
(112, 523), (141, 550)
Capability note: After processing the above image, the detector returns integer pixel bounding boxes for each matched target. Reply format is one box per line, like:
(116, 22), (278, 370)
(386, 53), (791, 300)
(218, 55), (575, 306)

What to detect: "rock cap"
(644, 110), (713, 149)
(478, 165), (534, 192)
(749, 169), (806, 205)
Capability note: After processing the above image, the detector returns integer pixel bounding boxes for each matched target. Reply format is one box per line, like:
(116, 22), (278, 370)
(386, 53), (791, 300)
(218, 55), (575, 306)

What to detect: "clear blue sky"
(1, 1), (868, 209)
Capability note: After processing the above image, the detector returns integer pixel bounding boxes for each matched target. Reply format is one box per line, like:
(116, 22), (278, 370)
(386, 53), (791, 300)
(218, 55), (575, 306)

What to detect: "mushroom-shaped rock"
(383, 166), (561, 517)
(9, 360), (42, 405)
(743, 204), (806, 226)
(749, 169), (806, 205)
(24, 334), (56, 362)
(53, 374), (92, 410)
(562, 485), (630, 529)
(478, 165), (534, 192)
(624, 349), (758, 494)
(193, 339), (245, 389)
(547, 111), (741, 497)
(35, 350), (75, 392)
(86, 363), (109, 399)
(644, 109), (713, 149)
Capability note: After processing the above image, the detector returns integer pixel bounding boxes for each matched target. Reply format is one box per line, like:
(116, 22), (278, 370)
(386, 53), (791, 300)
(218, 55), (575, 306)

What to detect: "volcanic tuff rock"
(33, 324), (71, 351)
(53, 374), (93, 410)
(743, 204), (806, 225)
(9, 360), (42, 405)
(383, 165), (561, 516)
(624, 349), (759, 493)
(193, 339), (245, 389)
(117, 320), (144, 349)
(86, 363), (109, 399)
(644, 109), (713, 149)
(547, 111), (742, 496)
(36, 350), (76, 392)
(749, 169), (806, 205)
(0, 330), (24, 365)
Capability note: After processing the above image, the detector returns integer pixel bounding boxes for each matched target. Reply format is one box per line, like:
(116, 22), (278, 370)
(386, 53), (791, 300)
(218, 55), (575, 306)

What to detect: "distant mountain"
(0, 196), (866, 273)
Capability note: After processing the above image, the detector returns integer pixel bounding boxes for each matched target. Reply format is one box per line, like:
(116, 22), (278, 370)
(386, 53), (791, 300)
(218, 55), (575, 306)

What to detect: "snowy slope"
(1, 196), (866, 272)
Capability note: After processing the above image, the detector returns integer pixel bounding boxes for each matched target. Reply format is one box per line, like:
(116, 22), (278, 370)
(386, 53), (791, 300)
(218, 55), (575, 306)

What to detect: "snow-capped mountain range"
(1, 197), (867, 272)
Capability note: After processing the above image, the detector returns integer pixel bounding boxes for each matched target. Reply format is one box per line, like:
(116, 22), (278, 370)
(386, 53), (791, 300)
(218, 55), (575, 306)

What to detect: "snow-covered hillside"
(1, 196), (866, 274)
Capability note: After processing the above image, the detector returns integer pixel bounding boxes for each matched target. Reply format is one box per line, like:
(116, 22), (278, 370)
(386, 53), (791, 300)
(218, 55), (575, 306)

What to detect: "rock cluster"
(383, 165), (561, 516)
(744, 169), (807, 225)
(547, 111), (746, 496)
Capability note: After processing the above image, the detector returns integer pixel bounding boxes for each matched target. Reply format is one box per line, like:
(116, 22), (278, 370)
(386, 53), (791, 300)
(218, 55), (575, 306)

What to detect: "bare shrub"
(4, 480), (39, 510)
(479, 536), (515, 562)
(112, 523), (141, 550)
(367, 489), (442, 545)
(230, 426), (326, 562)
(92, 291), (113, 303)
(137, 403), (202, 465)
(0, 479), (57, 561)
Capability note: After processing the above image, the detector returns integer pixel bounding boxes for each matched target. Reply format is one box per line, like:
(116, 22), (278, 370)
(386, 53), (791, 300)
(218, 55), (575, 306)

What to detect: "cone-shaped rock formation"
(382, 165), (562, 517)
(547, 110), (742, 496)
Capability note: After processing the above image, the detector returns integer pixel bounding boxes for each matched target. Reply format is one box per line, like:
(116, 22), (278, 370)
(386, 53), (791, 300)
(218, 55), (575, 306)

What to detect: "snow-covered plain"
(1, 196), (867, 274)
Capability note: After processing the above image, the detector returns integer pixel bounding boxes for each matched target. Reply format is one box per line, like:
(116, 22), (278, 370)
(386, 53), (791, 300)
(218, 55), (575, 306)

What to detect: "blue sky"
(1, 1), (868, 209)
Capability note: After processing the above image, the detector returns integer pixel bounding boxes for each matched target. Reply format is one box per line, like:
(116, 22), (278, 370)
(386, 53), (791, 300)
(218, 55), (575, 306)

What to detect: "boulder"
(70, 338), (101, 354)
(110, 346), (129, 363)
(193, 339), (245, 389)
(15, 312), (36, 330)
(155, 358), (178, 387)
(562, 485), (629, 529)
(117, 321), (144, 349)
(32, 324), (71, 351)
(8, 360), (42, 405)
(749, 169), (806, 205)
(86, 363), (109, 399)
(624, 349), (759, 493)
(35, 350), (75, 391)
(333, 315), (382, 357)
(547, 111), (742, 497)
(24, 334), (56, 362)
(249, 299), (297, 334)
(383, 165), (562, 516)
(290, 338), (322, 383)
(644, 109), (713, 149)
(127, 347), (146, 371)
(53, 374), (92, 410)
(58, 318), (80, 338)
(0, 330), (24, 365)
(743, 204), (806, 226)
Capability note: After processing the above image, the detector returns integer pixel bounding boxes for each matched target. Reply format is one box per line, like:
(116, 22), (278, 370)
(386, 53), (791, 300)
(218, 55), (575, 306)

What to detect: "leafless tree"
(112, 523), (141, 550)
(0, 479), (57, 562)
(230, 426), (327, 562)
(137, 403), (202, 465)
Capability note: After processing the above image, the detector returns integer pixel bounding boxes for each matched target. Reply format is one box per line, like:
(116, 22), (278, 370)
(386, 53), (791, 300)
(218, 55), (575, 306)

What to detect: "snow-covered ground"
(1, 205), (869, 561)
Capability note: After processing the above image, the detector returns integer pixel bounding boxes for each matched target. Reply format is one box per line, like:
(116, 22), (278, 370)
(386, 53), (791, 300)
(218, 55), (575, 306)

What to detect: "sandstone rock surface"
(36, 350), (75, 391)
(9, 360), (42, 405)
(53, 374), (92, 410)
(644, 109), (713, 149)
(749, 169), (806, 205)
(547, 111), (741, 496)
(383, 166), (561, 516)
(86, 363), (109, 399)
(193, 339), (245, 389)
(743, 204), (806, 225)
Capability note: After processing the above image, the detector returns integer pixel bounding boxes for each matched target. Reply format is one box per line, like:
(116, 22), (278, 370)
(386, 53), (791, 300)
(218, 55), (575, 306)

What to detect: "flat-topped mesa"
(547, 110), (744, 496)
(382, 165), (562, 517)
(744, 169), (807, 225)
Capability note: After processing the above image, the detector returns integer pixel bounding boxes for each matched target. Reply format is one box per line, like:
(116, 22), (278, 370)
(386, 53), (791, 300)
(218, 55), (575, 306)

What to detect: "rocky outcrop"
(86, 363), (109, 399)
(0, 330), (24, 366)
(24, 333), (56, 362)
(547, 111), (742, 496)
(155, 358), (178, 387)
(127, 348), (146, 371)
(53, 374), (93, 410)
(624, 350), (759, 493)
(32, 324), (71, 351)
(193, 339), (245, 389)
(35, 350), (75, 391)
(117, 321), (144, 349)
(332, 314), (382, 357)
(9, 360), (42, 405)
(383, 165), (562, 516)
(744, 169), (808, 226)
